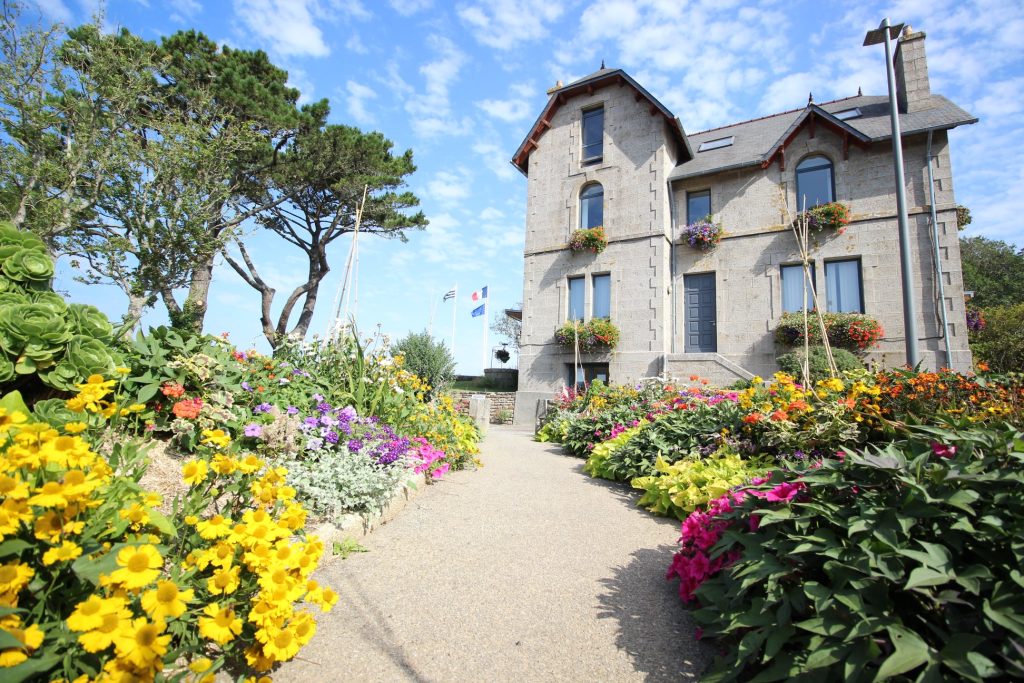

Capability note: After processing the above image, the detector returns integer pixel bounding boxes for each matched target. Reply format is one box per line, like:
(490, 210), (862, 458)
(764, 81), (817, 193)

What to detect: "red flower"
(161, 382), (185, 398)
(172, 398), (203, 419)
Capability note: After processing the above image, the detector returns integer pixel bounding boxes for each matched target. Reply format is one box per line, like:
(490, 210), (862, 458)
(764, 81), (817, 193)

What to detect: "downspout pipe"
(926, 130), (953, 367)
(667, 181), (678, 359)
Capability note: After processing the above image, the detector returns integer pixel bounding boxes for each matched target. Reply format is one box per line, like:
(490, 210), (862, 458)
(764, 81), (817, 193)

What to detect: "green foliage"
(568, 226), (608, 253)
(959, 236), (1024, 308)
(777, 345), (864, 382)
(0, 224), (120, 399)
(391, 330), (456, 400)
(775, 311), (883, 352)
(694, 423), (1024, 682)
(969, 303), (1024, 373)
(632, 448), (771, 520)
(555, 318), (620, 352)
(956, 205), (972, 230)
(583, 425), (643, 478)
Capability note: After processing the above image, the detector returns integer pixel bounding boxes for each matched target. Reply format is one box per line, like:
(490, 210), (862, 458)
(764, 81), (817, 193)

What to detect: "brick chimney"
(894, 25), (930, 113)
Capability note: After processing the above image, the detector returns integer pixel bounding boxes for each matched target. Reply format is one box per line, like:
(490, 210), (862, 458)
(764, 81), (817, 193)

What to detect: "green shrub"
(392, 330), (456, 400)
(555, 318), (620, 352)
(969, 303), (1024, 373)
(692, 422), (1024, 681)
(777, 345), (864, 382)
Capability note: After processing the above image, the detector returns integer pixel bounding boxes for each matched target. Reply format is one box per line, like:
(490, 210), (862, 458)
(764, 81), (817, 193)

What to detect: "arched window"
(580, 183), (603, 229)
(795, 155), (834, 210)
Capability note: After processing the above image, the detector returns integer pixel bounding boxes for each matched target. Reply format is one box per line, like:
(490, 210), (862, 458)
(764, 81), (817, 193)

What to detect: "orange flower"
(172, 398), (203, 420)
(977, 361), (990, 372)
(742, 413), (764, 424)
(770, 409), (788, 421)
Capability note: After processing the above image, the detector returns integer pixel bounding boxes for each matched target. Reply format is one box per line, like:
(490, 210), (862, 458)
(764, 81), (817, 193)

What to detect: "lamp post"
(864, 18), (920, 368)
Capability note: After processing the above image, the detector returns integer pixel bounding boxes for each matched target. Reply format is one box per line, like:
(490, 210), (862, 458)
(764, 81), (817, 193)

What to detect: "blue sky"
(32, 0), (1024, 373)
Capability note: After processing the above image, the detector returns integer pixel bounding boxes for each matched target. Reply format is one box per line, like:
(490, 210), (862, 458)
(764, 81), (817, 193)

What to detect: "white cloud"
(480, 207), (505, 221)
(472, 140), (517, 180)
(456, 0), (567, 50)
(167, 0), (202, 23)
(404, 35), (469, 138)
(345, 33), (368, 54)
(233, 0), (329, 57)
(388, 0), (432, 15)
(286, 66), (315, 105)
(344, 80), (377, 124)
(33, 0), (73, 23)
(476, 82), (536, 123)
(758, 72), (815, 114)
(425, 169), (472, 204)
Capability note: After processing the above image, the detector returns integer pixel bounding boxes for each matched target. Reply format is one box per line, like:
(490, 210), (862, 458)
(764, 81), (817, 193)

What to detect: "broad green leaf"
(905, 566), (950, 590)
(0, 539), (30, 558)
(0, 653), (62, 683)
(876, 625), (931, 679)
(147, 508), (177, 538)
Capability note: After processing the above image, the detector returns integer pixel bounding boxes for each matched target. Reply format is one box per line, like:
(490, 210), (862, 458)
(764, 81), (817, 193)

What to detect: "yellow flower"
(181, 460), (209, 486)
(198, 604), (242, 645)
(42, 540), (82, 565)
(102, 544), (163, 589)
(259, 625), (301, 661)
(200, 429), (232, 449)
(0, 618), (44, 667)
(142, 492), (162, 507)
(238, 454), (263, 474)
(207, 565), (241, 595)
(196, 514), (232, 540)
(0, 562), (33, 596)
(244, 645), (276, 673)
(211, 453), (238, 475)
(0, 409), (27, 436)
(26, 481), (68, 508)
(67, 595), (126, 632)
(114, 617), (170, 669)
(0, 475), (28, 501)
(141, 580), (194, 621)
(119, 503), (150, 528)
(127, 403), (146, 412)
(189, 657), (213, 673)
(115, 367), (131, 375)
(63, 421), (88, 434)
(76, 604), (132, 652)
(33, 509), (83, 542)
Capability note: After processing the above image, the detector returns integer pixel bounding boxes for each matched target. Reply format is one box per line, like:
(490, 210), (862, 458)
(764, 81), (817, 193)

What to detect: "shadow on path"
(596, 546), (711, 682)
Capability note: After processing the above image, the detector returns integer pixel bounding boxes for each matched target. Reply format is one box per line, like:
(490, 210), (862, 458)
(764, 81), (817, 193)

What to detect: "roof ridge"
(690, 94), (865, 137)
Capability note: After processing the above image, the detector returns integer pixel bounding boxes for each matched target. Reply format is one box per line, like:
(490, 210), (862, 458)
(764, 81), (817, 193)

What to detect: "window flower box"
(555, 318), (620, 352)
(569, 226), (608, 254)
(681, 216), (723, 251)
(797, 202), (851, 234)
(774, 311), (883, 352)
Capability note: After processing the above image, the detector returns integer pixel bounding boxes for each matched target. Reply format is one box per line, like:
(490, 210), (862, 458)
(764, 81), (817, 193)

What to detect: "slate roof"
(511, 68), (693, 175)
(670, 94), (977, 180)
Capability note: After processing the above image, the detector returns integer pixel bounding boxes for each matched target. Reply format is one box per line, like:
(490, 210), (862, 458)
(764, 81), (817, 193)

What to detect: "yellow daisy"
(102, 545), (163, 590)
(42, 540), (82, 565)
(0, 562), (33, 595)
(114, 617), (169, 669)
(0, 619), (44, 667)
(141, 580), (194, 621)
(198, 604), (242, 645)
(181, 460), (208, 486)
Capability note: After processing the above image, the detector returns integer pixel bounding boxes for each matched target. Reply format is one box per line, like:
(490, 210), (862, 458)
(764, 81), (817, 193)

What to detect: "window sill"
(581, 156), (603, 166)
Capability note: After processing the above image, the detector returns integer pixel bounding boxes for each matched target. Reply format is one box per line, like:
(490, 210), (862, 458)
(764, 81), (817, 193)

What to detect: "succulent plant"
(2, 247), (54, 285)
(0, 303), (73, 370)
(40, 335), (118, 391)
(31, 397), (79, 428)
(67, 303), (114, 339)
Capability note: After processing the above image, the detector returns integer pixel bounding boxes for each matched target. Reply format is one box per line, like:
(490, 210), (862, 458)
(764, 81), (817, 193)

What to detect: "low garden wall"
(451, 390), (516, 424)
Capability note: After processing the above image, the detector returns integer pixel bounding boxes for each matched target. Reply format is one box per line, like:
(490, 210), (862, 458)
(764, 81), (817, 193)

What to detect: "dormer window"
(834, 107), (862, 121)
(582, 107), (603, 163)
(698, 136), (734, 152)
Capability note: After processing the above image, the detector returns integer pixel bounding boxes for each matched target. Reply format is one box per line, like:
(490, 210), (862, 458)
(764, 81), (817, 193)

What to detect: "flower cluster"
(681, 217), (723, 251)
(775, 310), (883, 351)
(966, 308), (986, 332)
(568, 226), (608, 254)
(554, 318), (621, 352)
(407, 437), (451, 480)
(801, 201), (850, 234)
(0, 374), (335, 680)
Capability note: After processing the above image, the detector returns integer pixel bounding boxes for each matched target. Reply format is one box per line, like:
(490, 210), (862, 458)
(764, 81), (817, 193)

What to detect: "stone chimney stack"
(894, 25), (930, 113)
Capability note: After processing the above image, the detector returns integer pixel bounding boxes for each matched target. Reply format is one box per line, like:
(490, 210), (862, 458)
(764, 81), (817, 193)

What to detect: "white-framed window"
(567, 276), (585, 321)
(592, 273), (610, 319)
(580, 183), (603, 229)
(582, 107), (604, 163)
(825, 259), (863, 313)
(781, 263), (817, 312)
(795, 155), (834, 210)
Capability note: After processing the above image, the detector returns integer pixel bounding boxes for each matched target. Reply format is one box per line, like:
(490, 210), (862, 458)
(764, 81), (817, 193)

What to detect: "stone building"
(511, 28), (978, 426)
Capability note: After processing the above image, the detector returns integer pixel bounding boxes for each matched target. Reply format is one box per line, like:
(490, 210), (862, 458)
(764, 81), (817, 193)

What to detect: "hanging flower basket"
(681, 216), (723, 251)
(555, 318), (620, 352)
(569, 227), (608, 254)
(797, 202), (851, 234)
(774, 311), (883, 352)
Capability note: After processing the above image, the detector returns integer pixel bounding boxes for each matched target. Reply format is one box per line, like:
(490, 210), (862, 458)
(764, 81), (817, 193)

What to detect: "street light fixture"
(864, 18), (920, 368)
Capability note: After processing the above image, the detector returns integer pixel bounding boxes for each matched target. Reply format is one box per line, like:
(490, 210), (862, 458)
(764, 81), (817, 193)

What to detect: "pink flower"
(749, 475), (770, 486)
(764, 481), (805, 503)
(748, 514), (760, 531)
(931, 442), (956, 458)
(430, 463), (450, 479)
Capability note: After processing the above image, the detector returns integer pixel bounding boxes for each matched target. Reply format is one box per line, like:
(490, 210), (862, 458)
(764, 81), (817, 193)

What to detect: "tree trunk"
(123, 291), (149, 339)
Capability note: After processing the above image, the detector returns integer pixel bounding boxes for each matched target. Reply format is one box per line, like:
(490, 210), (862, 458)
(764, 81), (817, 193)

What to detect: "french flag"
(471, 286), (488, 302)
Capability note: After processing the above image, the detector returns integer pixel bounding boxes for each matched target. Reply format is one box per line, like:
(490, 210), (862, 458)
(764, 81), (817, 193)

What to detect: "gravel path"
(276, 425), (711, 682)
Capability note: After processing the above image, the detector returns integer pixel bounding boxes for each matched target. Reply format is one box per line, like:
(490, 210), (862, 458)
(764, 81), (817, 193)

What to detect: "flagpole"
(450, 283), (458, 363)
(482, 295), (488, 373)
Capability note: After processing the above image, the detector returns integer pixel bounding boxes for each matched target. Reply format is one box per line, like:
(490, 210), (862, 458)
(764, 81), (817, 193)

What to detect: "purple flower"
(286, 406), (299, 415)
(316, 401), (332, 414)
(320, 415), (338, 427)
(324, 430), (340, 444)
(244, 423), (263, 437)
(312, 393), (324, 402)
(241, 381), (252, 392)
(347, 439), (363, 453)
(302, 416), (320, 430)
(306, 437), (324, 451)
(253, 402), (273, 414)
(339, 406), (357, 421)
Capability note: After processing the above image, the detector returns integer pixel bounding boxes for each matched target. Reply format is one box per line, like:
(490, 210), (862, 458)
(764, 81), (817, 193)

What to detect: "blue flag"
(471, 304), (485, 317)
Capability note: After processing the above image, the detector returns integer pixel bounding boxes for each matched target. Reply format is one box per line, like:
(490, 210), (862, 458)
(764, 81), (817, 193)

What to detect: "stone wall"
(451, 391), (516, 424)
